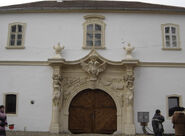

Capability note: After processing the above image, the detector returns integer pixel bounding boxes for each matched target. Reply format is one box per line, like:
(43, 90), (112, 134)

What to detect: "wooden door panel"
(94, 108), (117, 134)
(95, 91), (115, 108)
(70, 90), (94, 108)
(69, 89), (117, 134)
(69, 107), (93, 133)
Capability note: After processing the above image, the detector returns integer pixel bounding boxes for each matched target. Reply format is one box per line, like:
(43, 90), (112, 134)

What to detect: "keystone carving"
(81, 54), (106, 81)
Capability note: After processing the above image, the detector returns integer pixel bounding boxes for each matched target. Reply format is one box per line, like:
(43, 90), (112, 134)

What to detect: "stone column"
(50, 66), (62, 133)
(124, 66), (136, 135)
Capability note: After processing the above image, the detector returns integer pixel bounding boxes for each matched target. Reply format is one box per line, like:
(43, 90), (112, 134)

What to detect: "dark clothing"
(172, 112), (185, 136)
(152, 113), (165, 136)
(0, 111), (7, 136)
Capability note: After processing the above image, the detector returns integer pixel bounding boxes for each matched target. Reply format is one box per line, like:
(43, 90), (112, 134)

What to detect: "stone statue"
(53, 42), (64, 58)
(123, 43), (135, 59)
(52, 75), (62, 106)
(125, 91), (133, 106)
(53, 89), (61, 106)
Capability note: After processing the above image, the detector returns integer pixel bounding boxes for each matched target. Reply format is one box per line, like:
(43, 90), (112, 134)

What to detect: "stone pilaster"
(50, 66), (62, 133)
(124, 65), (136, 135)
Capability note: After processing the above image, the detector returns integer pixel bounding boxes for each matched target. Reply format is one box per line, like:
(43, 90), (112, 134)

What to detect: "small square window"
(165, 27), (170, 33)
(95, 24), (101, 31)
(11, 25), (16, 32)
(171, 27), (176, 34)
(18, 25), (22, 32)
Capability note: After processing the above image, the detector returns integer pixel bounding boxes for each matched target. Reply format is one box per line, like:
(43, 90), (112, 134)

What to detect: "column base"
(124, 124), (136, 135)
(50, 123), (60, 133)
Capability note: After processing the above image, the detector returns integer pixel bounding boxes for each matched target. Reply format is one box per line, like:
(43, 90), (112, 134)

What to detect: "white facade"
(0, 5), (185, 135)
(0, 13), (185, 61)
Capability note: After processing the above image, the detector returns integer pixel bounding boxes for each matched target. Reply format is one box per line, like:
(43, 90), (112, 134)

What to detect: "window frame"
(3, 93), (18, 116)
(166, 94), (182, 119)
(6, 22), (26, 49)
(83, 15), (106, 49)
(161, 23), (181, 50)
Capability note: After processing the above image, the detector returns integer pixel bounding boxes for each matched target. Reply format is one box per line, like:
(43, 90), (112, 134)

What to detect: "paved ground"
(6, 131), (174, 136)
(6, 131), (147, 136)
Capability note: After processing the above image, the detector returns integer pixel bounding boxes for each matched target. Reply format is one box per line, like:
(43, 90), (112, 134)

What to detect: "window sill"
(6, 113), (17, 117)
(162, 48), (181, 51)
(82, 46), (105, 49)
(6, 46), (25, 49)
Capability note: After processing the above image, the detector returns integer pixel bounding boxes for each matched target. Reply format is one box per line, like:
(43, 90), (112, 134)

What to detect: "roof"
(0, 0), (185, 14)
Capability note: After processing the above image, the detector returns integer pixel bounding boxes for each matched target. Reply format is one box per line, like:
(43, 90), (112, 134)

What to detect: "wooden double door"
(69, 89), (117, 134)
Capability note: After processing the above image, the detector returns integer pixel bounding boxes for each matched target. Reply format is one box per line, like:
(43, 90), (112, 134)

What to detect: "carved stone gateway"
(48, 48), (139, 135)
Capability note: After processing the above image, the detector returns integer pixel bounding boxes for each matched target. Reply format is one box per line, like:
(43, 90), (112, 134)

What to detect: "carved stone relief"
(61, 76), (89, 105)
(81, 54), (106, 81)
(52, 75), (62, 106)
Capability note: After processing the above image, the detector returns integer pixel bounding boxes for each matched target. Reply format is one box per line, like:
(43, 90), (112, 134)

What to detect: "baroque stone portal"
(48, 48), (139, 135)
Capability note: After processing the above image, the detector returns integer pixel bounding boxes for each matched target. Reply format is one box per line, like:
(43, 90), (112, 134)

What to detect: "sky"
(0, 0), (185, 7)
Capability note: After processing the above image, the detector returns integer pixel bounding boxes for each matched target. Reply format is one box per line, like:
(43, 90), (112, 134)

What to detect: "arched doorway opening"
(69, 89), (117, 134)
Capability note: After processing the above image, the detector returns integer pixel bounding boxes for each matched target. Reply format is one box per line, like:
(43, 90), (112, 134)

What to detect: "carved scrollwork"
(61, 76), (89, 104)
(81, 54), (106, 81)
(99, 78), (124, 90)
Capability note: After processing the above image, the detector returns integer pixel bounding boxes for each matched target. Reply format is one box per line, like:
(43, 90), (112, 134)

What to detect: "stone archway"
(48, 48), (139, 135)
(69, 89), (117, 134)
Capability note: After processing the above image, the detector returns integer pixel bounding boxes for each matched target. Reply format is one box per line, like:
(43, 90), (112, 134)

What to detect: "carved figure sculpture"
(123, 43), (135, 59)
(52, 75), (62, 106)
(125, 91), (133, 106)
(53, 89), (61, 106)
(124, 74), (135, 90)
(81, 54), (106, 80)
(53, 42), (64, 58)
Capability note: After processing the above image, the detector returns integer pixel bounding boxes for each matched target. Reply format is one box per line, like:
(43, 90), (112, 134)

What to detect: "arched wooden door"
(69, 89), (117, 134)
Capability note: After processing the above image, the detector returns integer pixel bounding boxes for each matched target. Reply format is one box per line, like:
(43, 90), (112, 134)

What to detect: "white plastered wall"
(0, 66), (53, 131)
(0, 13), (184, 62)
(134, 67), (185, 134)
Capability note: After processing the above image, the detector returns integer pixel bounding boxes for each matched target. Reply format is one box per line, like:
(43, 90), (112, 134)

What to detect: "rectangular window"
(5, 94), (17, 114)
(6, 23), (26, 49)
(168, 96), (180, 117)
(83, 15), (105, 49)
(162, 24), (181, 50)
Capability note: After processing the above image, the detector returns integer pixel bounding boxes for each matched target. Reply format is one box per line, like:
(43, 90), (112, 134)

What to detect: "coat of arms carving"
(81, 54), (106, 81)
